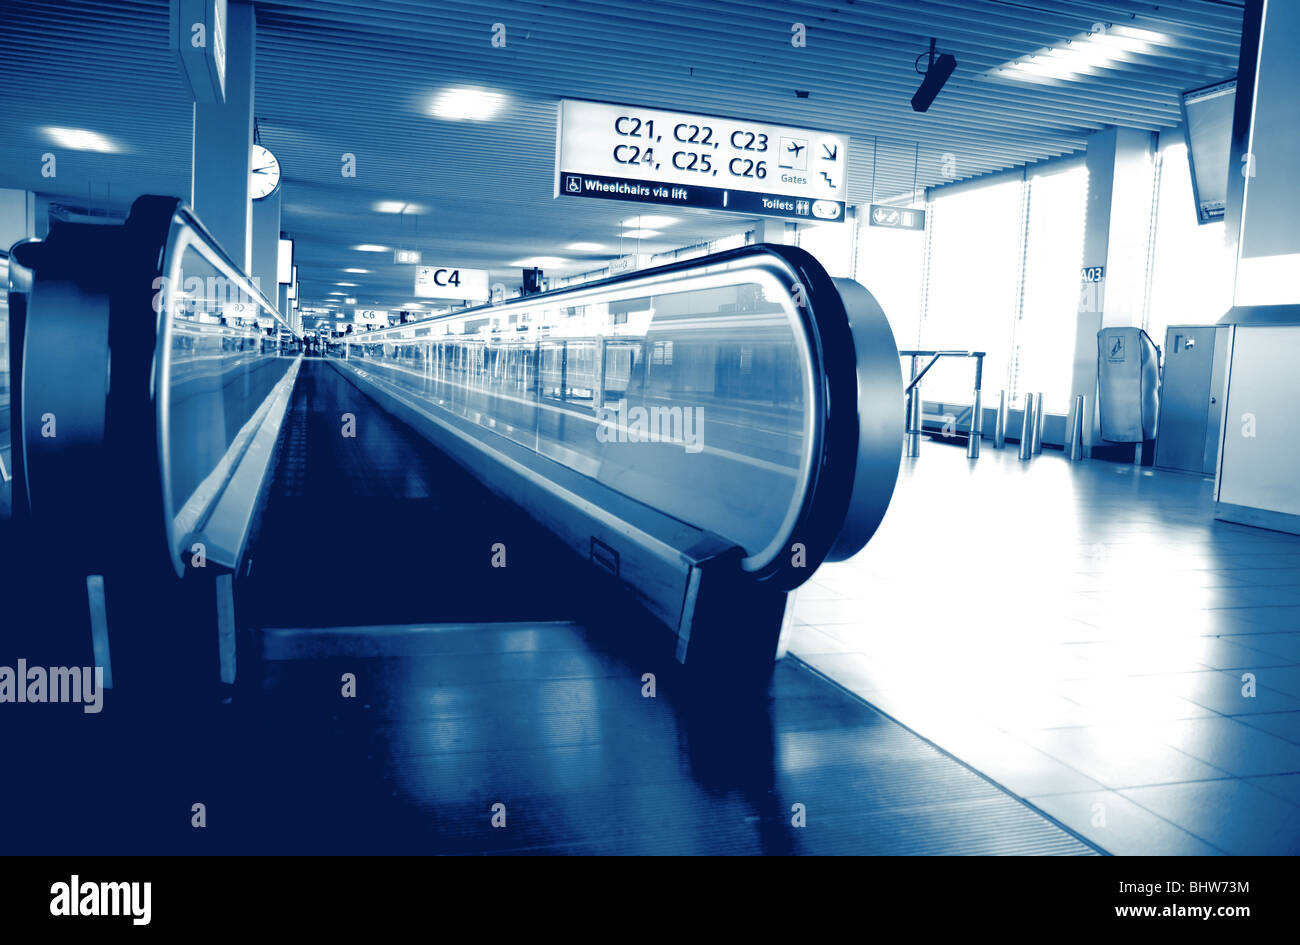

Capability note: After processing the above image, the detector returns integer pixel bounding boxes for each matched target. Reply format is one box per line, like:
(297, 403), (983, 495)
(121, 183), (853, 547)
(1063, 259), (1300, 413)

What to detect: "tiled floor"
(790, 441), (1300, 855)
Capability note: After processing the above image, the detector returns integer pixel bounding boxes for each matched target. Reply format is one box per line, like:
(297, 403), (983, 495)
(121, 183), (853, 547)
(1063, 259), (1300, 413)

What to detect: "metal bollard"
(905, 356), (921, 457)
(1067, 394), (1085, 461)
(1032, 391), (1045, 454)
(993, 389), (1007, 449)
(1019, 394), (1036, 461)
(967, 388), (982, 459)
(906, 387), (922, 457)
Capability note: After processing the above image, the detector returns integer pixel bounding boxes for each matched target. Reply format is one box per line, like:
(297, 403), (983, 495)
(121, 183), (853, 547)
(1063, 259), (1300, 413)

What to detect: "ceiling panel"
(0, 0), (1242, 311)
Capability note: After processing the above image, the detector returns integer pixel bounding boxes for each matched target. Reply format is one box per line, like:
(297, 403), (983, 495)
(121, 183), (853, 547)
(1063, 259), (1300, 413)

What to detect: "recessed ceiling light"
(621, 215), (679, 228)
(431, 87), (508, 121)
(621, 229), (660, 239)
(374, 201), (425, 214)
(42, 126), (123, 153)
(342, 268), (370, 274)
(353, 244), (390, 252)
(509, 257), (568, 268)
(567, 242), (606, 252)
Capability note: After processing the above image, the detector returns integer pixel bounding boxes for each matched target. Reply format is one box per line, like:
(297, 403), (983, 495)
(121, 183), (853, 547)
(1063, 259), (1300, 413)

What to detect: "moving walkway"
(2, 197), (1099, 854)
(6, 195), (904, 689)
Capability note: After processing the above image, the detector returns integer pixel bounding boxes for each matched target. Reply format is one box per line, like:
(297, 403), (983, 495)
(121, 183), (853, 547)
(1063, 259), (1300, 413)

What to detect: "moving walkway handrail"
(331, 243), (903, 591)
(147, 197), (302, 576)
(12, 195), (302, 580)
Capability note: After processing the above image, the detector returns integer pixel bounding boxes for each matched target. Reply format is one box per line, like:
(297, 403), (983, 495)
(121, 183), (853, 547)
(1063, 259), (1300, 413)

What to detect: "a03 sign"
(415, 265), (491, 301)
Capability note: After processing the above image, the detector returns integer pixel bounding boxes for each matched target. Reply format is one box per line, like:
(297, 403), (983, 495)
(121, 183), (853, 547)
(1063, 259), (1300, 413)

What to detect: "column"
(0, 189), (37, 252)
(1066, 126), (1157, 453)
(191, 0), (255, 273)
(249, 188), (280, 306)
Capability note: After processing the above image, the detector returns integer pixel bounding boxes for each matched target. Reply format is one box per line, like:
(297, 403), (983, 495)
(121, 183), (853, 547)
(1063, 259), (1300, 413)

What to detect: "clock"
(250, 144), (281, 199)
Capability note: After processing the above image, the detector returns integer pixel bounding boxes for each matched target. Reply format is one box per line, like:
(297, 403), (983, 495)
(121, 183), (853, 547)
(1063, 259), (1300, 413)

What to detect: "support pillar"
(1067, 126), (1157, 455)
(0, 189), (37, 252)
(250, 188), (280, 306)
(190, 0), (255, 273)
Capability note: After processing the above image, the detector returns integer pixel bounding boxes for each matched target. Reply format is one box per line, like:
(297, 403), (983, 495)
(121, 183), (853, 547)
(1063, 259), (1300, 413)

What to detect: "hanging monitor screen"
(1180, 79), (1235, 225)
(555, 99), (848, 222)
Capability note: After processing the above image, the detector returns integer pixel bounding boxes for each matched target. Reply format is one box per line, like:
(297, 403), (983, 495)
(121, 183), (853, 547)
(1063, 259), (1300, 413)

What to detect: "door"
(1156, 326), (1217, 473)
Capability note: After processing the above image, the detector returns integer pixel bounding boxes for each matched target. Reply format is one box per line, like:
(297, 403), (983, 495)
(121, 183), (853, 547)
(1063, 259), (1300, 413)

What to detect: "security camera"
(911, 38), (957, 112)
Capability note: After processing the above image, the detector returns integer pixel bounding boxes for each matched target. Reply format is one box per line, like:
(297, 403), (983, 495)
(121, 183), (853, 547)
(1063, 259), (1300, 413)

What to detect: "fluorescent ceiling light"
(42, 126), (123, 153)
(621, 229), (660, 239)
(353, 244), (390, 252)
(374, 201), (425, 214)
(328, 291), (345, 296)
(567, 242), (606, 252)
(342, 268), (370, 273)
(431, 87), (508, 121)
(509, 257), (568, 268)
(336, 282), (359, 287)
(992, 25), (1167, 83)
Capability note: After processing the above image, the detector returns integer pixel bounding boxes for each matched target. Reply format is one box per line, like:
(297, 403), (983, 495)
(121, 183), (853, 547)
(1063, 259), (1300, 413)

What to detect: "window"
(1015, 163), (1088, 413)
(1144, 136), (1235, 347)
(919, 177), (1025, 406)
(854, 209), (927, 353)
(864, 158), (1090, 414)
(798, 221), (854, 277)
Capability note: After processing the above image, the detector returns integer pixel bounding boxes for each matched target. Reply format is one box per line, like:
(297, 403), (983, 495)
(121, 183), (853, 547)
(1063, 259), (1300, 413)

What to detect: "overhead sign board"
(608, 254), (650, 275)
(555, 99), (848, 222)
(170, 0), (227, 104)
(353, 309), (389, 327)
(415, 266), (490, 301)
(867, 204), (926, 230)
(277, 238), (294, 284)
(395, 249), (421, 265)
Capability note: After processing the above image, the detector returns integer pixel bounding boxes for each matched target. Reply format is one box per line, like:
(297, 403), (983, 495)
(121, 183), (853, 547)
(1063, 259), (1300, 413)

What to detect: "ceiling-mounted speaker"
(912, 38), (957, 112)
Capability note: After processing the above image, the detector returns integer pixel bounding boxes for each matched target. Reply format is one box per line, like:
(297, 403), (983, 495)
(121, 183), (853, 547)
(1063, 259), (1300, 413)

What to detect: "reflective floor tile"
(1017, 725), (1229, 789)
(1026, 790), (1223, 856)
(1179, 637), (1296, 670)
(1228, 665), (1300, 698)
(1232, 632), (1300, 660)
(1139, 716), (1300, 777)
(1235, 711), (1300, 746)
(1120, 780), (1300, 855)
(1154, 671), (1300, 715)
(1244, 774), (1300, 807)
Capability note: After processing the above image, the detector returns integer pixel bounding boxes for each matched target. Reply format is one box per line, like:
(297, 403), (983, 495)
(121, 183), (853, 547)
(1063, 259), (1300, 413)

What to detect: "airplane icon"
(778, 136), (808, 170)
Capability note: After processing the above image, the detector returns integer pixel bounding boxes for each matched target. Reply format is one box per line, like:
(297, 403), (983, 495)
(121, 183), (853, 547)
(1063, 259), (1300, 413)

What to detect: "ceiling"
(0, 0), (1243, 313)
